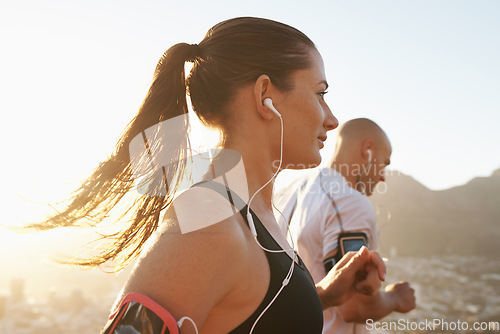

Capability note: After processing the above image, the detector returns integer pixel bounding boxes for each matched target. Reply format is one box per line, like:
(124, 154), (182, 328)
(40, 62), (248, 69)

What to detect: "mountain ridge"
(370, 168), (500, 258)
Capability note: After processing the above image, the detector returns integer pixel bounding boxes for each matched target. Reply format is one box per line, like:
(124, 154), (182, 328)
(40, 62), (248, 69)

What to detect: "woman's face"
(274, 48), (338, 169)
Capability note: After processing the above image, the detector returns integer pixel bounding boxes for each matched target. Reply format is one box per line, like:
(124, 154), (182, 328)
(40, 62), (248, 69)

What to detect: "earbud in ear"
(367, 149), (373, 163)
(263, 98), (281, 117)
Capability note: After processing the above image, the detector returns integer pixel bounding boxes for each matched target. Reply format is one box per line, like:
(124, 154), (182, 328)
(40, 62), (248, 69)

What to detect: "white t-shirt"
(275, 168), (378, 334)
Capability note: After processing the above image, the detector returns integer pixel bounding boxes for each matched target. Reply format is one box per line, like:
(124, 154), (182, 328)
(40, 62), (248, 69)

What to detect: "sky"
(1, 0), (499, 233)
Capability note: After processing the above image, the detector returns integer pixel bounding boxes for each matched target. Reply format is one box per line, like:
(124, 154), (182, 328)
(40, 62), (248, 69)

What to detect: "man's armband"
(323, 232), (368, 274)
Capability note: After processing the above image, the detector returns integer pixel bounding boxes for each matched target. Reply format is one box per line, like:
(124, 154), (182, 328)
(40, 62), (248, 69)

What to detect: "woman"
(36, 17), (385, 333)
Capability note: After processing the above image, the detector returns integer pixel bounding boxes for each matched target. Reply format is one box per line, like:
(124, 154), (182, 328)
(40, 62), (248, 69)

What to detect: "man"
(275, 118), (416, 333)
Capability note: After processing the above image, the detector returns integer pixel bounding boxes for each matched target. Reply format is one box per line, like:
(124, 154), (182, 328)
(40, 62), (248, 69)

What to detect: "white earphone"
(247, 98), (283, 238)
(263, 97), (282, 118)
(245, 97), (297, 334)
(367, 149), (373, 163)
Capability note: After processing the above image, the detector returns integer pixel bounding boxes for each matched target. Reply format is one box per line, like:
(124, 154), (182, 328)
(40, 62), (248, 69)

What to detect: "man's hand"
(384, 281), (416, 313)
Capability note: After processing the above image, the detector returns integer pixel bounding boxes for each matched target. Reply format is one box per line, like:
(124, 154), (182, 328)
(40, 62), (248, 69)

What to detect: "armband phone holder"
(323, 232), (368, 273)
(102, 293), (180, 334)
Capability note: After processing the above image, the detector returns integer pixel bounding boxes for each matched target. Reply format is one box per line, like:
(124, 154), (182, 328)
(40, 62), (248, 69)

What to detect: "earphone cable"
(246, 106), (298, 333)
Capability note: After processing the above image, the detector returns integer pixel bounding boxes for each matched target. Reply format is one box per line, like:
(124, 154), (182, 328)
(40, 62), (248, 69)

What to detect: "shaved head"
(328, 118), (392, 196)
(335, 118), (388, 152)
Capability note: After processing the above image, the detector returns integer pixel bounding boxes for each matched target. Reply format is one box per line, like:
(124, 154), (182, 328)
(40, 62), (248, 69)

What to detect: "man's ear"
(362, 139), (374, 160)
(253, 74), (276, 121)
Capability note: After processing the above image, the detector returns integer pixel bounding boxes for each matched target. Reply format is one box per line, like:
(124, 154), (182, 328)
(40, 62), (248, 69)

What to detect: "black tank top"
(196, 181), (323, 334)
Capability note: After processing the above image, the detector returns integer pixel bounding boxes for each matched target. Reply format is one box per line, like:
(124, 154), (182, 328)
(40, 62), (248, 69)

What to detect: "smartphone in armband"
(323, 232), (368, 273)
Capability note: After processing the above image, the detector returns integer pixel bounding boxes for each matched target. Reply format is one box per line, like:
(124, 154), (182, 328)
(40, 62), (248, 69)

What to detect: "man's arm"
(336, 281), (416, 323)
(319, 191), (416, 318)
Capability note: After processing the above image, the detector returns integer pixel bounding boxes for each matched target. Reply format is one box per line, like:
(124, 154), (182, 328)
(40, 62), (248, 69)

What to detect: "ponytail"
(28, 17), (316, 271)
(30, 43), (198, 270)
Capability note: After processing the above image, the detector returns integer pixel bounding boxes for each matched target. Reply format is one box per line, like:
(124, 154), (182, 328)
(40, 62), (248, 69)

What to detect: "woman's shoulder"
(144, 191), (252, 264)
(121, 198), (255, 323)
(126, 190), (254, 289)
(158, 197), (251, 255)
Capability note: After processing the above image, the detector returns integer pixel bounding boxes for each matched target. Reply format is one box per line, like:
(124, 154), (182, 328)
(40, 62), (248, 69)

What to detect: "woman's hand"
(316, 246), (386, 309)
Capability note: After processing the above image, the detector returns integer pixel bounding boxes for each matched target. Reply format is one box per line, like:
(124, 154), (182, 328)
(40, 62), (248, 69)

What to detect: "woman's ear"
(253, 74), (276, 121)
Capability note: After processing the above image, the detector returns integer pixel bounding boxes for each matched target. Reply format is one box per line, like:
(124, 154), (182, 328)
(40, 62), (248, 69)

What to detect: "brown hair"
(32, 17), (316, 270)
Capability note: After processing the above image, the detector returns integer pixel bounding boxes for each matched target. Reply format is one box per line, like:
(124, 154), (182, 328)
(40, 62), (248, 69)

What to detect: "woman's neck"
(223, 143), (279, 214)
